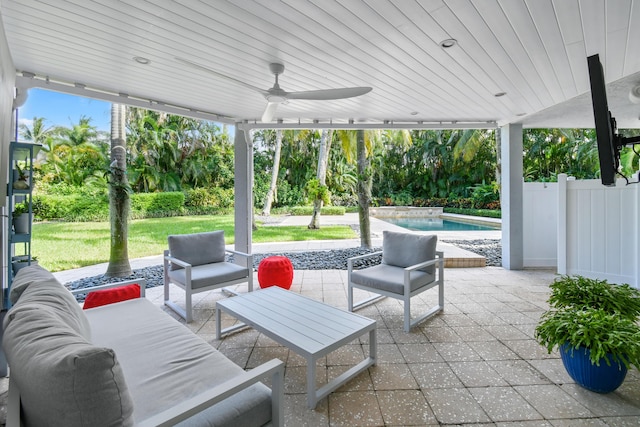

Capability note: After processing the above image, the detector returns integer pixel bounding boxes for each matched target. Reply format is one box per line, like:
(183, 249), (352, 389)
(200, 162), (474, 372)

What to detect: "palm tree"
(105, 103), (132, 277)
(261, 129), (283, 216)
(337, 129), (379, 248)
(18, 116), (56, 149)
(308, 129), (333, 229)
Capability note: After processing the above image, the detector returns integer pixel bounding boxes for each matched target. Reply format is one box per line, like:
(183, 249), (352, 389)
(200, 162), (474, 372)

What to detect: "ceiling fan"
(177, 58), (372, 122)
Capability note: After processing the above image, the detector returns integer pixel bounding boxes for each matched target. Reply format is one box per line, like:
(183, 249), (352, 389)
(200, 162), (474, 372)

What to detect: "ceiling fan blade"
(261, 102), (279, 122)
(176, 57), (268, 96)
(286, 86), (372, 100)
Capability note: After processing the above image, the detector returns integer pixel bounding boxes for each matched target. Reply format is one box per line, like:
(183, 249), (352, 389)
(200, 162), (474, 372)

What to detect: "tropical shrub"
(33, 194), (108, 221)
(289, 206), (345, 216)
(130, 192), (184, 218)
(470, 182), (500, 208)
(330, 193), (358, 207)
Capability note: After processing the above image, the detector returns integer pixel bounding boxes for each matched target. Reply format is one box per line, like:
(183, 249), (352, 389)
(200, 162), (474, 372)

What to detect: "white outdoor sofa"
(2, 265), (284, 427)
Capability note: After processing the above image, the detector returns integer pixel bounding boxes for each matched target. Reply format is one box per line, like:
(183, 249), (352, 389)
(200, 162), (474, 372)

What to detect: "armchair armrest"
(403, 251), (444, 272)
(225, 249), (254, 268)
(225, 249), (252, 259)
(403, 251), (444, 292)
(347, 251), (383, 271)
(137, 358), (285, 427)
(164, 253), (192, 270)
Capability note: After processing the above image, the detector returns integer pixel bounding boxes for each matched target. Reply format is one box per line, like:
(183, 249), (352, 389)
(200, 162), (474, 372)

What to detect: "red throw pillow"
(83, 284), (140, 309)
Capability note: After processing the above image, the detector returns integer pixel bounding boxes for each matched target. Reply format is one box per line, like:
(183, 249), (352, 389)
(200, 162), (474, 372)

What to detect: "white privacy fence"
(523, 174), (640, 287)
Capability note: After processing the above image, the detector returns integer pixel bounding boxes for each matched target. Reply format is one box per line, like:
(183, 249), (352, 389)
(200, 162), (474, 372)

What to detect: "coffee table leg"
(369, 328), (377, 365)
(307, 355), (317, 409)
(215, 305), (222, 340)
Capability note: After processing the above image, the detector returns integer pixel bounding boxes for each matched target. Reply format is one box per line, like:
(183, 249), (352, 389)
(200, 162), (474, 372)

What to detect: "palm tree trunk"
(262, 129), (282, 216)
(357, 129), (372, 248)
(309, 129), (333, 229)
(105, 103), (132, 277)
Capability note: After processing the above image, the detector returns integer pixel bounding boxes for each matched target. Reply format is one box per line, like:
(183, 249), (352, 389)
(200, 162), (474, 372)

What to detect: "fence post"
(557, 174), (567, 275)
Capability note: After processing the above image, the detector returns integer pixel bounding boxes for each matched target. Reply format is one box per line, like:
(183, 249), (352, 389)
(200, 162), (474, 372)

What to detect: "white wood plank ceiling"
(2, 0), (639, 128)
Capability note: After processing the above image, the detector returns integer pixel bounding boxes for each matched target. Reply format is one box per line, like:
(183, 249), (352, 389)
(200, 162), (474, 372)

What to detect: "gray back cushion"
(3, 266), (134, 426)
(8, 265), (91, 340)
(168, 230), (226, 268)
(382, 231), (437, 273)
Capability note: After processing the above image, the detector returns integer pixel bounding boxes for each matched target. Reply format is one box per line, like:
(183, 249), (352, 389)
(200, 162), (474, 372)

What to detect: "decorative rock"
(65, 240), (502, 301)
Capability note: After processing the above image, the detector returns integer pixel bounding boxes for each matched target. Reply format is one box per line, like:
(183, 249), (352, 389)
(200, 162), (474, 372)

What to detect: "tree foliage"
(21, 107), (640, 217)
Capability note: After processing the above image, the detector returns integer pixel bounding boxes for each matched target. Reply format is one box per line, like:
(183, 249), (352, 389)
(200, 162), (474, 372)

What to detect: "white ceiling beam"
(15, 74), (236, 126)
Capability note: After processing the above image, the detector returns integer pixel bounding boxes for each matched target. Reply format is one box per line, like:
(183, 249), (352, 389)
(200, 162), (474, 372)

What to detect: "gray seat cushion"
(168, 230), (226, 269)
(382, 231), (437, 274)
(168, 261), (249, 289)
(86, 298), (272, 427)
(350, 264), (435, 295)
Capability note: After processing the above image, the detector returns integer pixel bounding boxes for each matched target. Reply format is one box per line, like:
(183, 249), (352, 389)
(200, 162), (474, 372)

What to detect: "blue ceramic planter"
(560, 343), (627, 393)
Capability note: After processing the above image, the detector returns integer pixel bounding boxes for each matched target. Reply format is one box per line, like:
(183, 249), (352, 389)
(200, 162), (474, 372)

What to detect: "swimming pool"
(379, 217), (499, 232)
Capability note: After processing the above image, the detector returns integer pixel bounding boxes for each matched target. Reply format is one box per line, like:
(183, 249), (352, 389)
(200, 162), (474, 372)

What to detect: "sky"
(18, 88), (113, 133)
(17, 88), (231, 137)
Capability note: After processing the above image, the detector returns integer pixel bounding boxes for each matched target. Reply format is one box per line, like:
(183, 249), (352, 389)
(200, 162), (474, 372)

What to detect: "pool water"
(379, 217), (499, 232)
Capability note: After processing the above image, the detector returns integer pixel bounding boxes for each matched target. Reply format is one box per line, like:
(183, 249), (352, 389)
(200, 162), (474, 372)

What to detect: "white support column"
(234, 126), (253, 263)
(500, 123), (523, 270)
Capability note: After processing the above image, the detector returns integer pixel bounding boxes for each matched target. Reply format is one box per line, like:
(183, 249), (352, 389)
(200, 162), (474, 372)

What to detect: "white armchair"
(348, 231), (444, 332)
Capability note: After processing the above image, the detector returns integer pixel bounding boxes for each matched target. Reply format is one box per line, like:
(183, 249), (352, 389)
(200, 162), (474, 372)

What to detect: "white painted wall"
(1, 12), (17, 303)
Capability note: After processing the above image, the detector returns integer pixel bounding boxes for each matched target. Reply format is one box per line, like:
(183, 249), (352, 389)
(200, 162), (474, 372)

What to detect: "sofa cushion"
(168, 230), (226, 269)
(3, 303), (134, 427)
(86, 298), (272, 427)
(382, 231), (438, 274)
(83, 284), (141, 309)
(7, 265), (91, 340)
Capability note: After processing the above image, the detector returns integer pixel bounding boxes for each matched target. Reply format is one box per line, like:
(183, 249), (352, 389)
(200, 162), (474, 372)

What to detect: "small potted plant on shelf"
(535, 275), (640, 393)
(12, 202), (30, 234)
(12, 162), (30, 190)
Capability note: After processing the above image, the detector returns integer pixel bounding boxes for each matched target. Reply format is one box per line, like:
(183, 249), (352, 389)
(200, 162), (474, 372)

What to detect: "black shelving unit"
(4, 141), (39, 308)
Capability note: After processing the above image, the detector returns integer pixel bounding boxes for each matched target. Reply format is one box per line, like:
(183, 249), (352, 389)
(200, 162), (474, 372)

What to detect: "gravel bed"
(66, 239), (502, 294)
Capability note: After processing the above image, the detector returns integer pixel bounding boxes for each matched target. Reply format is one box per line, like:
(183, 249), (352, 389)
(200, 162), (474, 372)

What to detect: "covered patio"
(2, 0), (640, 276)
(2, 0), (640, 425)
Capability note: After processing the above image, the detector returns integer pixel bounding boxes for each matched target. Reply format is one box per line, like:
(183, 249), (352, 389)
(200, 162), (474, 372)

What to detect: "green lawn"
(29, 215), (357, 272)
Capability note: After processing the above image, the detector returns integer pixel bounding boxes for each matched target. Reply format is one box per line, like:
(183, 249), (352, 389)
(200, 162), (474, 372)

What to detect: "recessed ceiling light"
(494, 92), (506, 97)
(133, 56), (151, 65)
(439, 39), (457, 48)
(410, 111), (418, 115)
(516, 112), (526, 116)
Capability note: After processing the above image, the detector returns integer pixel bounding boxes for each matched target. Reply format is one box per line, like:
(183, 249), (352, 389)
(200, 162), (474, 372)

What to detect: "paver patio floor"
(148, 266), (640, 426)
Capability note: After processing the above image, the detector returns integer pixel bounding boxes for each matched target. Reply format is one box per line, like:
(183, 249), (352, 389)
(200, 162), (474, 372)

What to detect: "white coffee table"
(216, 286), (377, 409)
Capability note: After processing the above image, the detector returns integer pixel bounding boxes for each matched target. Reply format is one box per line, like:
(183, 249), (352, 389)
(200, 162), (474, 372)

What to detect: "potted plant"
(12, 202), (30, 234)
(12, 162), (30, 190)
(535, 275), (640, 393)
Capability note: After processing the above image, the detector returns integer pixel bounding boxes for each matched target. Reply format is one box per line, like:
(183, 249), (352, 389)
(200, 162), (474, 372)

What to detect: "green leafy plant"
(305, 178), (330, 205)
(15, 162), (29, 181)
(535, 275), (640, 369)
(12, 202), (29, 217)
